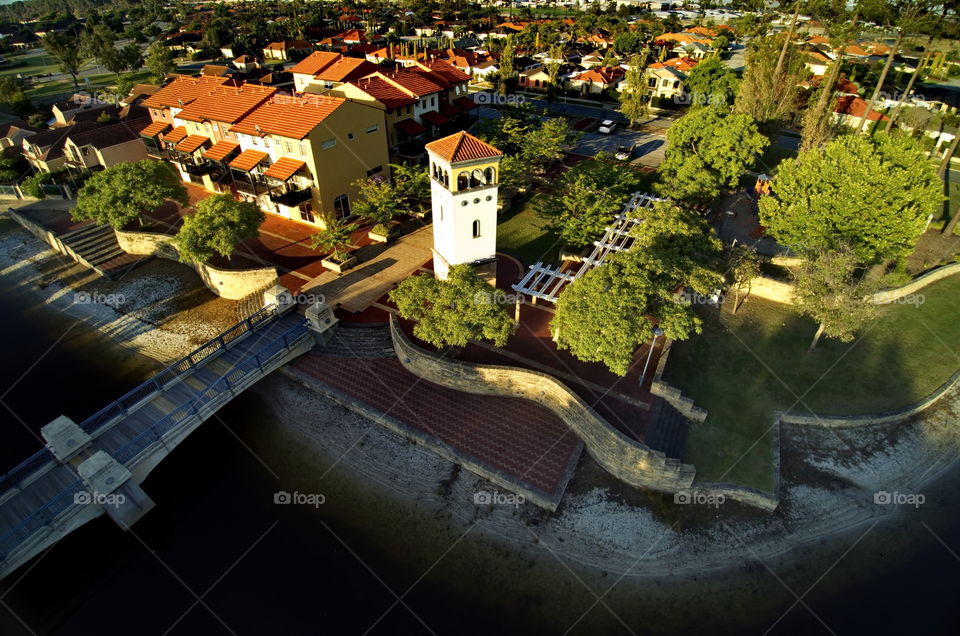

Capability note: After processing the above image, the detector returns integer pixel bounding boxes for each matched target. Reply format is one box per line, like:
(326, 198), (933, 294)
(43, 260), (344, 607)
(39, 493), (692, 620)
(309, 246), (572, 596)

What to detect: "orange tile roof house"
(262, 40), (313, 61)
(291, 51), (379, 92)
(566, 66), (626, 95)
(833, 95), (889, 126)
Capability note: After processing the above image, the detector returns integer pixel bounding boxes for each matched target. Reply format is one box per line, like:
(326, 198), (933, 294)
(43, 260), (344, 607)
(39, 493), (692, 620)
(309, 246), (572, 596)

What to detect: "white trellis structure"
(512, 192), (666, 303)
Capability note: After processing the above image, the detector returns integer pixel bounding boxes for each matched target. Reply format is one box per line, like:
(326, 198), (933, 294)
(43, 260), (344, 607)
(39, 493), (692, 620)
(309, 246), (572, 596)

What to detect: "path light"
(640, 326), (665, 387)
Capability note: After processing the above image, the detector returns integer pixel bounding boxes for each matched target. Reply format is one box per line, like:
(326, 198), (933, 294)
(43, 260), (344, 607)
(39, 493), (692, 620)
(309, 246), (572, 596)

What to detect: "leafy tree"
(173, 195), (264, 263)
(722, 243), (760, 314)
(389, 265), (517, 348)
(537, 156), (648, 249)
(352, 176), (401, 227)
(0, 155), (28, 184)
(656, 106), (769, 205)
(21, 171), (53, 198)
(310, 218), (358, 261)
(792, 246), (875, 351)
(0, 75), (33, 117)
(734, 34), (807, 129)
(145, 41), (175, 82)
(618, 53), (651, 126)
(518, 117), (577, 172)
(81, 25), (115, 68)
(552, 249), (703, 375)
(758, 134), (942, 263)
(683, 57), (739, 107)
(72, 160), (188, 229)
(390, 162), (431, 214)
(41, 33), (88, 89)
(800, 21), (859, 150)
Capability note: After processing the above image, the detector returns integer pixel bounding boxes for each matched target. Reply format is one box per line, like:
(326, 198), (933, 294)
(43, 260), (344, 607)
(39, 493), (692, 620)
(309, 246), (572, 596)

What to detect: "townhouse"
(262, 40), (313, 61)
(645, 57), (698, 102)
(139, 75), (389, 227)
(290, 51), (379, 93)
(566, 66), (626, 95)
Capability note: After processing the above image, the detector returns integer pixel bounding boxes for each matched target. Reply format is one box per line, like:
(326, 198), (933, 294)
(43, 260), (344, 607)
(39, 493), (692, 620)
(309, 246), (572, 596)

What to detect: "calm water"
(0, 289), (959, 634)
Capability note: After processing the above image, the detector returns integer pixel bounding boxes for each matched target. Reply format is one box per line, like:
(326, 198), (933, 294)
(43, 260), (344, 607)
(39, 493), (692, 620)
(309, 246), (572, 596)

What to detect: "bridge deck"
(0, 313), (308, 559)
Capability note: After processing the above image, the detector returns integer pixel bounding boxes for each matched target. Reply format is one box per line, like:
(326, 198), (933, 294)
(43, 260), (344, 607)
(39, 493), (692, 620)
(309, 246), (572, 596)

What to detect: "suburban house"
(645, 57), (699, 102)
(832, 95), (889, 129)
(519, 67), (555, 90)
(60, 120), (151, 177)
(0, 122), (40, 151)
(326, 60), (476, 161)
(262, 40), (313, 61)
(139, 75), (390, 226)
(566, 66), (626, 95)
(232, 55), (260, 73)
(290, 51), (379, 93)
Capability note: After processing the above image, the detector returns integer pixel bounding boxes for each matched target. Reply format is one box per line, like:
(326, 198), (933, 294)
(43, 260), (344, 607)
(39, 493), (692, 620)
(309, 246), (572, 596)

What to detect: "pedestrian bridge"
(0, 304), (314, 580)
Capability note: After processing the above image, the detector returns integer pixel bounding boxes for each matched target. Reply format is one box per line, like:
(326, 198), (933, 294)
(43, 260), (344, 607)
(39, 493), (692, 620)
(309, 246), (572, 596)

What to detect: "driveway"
(573, 128), (668, 167)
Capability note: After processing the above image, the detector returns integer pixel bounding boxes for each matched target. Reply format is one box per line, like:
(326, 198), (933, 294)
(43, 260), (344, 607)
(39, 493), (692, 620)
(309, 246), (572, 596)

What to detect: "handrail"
(113, 320), (309, 466)
(0, 320), (309, 563)
(79, 304), (279, 434)
(0, 449), (54, 497)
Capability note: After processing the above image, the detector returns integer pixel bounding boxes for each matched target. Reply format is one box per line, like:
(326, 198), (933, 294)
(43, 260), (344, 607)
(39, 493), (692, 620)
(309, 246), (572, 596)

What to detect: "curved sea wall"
(115, 229), (277, 300)
(390, 316), (697, 495)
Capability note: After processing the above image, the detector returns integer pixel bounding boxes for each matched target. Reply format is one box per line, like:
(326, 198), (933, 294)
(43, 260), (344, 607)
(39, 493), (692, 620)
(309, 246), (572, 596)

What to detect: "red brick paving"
(294, 353), (582, 499)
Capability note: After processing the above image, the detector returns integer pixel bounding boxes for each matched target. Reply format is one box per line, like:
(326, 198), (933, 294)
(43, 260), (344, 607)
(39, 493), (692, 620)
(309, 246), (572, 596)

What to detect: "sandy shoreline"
(4, 216), (960, 631)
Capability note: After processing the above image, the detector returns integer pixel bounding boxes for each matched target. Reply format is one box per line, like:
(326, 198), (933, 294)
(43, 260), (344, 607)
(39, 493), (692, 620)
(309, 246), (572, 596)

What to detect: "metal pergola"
(512, 192), (665, 303)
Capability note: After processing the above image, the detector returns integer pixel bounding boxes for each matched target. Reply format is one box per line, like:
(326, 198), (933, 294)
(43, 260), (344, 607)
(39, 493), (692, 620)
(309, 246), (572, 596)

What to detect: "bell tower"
(425, 131), (503, 285)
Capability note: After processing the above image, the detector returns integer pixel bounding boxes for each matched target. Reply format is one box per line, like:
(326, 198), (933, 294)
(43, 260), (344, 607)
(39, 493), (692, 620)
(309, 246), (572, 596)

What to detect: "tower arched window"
(472, 219), (481, 238)
(484, 167), (495, 184)
(470, 169), (483, 188)
(457, 172), (469, 190)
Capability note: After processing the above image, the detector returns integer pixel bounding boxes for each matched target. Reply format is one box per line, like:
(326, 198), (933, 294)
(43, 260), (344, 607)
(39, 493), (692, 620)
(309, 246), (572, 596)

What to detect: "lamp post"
(640, 326), (665, 387)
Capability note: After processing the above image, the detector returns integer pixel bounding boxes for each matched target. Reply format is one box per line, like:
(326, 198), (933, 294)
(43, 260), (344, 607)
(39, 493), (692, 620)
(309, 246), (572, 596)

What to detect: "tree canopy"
(173, 194), (264, 263)
(72, 160), (187, 229)
(682, 58), (740, 108)
(758, 133), (942, 264)
(656, 106), (769, 205)
(389, 265), (517, 348)
(734, 34), (808, 129)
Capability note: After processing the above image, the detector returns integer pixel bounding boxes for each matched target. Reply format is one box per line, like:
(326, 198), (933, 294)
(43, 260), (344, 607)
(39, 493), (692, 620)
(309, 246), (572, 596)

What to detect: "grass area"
(0, 51), (61, 79)
(496, 193), (561, 266)
(663, 273), (960, 491)
(1, 50), (154, 102)
(755, 145), (798, 175)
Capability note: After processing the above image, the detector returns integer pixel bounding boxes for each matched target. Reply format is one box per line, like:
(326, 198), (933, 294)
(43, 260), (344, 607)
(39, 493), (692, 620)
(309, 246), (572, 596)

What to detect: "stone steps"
(638, 399), (690, 461)
(317, 324), (395, 359)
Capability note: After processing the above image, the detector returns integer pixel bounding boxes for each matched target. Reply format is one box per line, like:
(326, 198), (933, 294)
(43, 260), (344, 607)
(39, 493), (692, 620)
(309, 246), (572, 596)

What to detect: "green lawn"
(664, 273), (960, 491)
(0, 52), (61, 79)
(496, 193), (561, 266)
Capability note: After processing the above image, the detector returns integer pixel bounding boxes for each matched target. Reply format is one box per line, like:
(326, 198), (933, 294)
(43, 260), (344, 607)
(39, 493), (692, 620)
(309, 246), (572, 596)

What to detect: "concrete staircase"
(317, 323), (395, 359)
(58, 225), (143, 278)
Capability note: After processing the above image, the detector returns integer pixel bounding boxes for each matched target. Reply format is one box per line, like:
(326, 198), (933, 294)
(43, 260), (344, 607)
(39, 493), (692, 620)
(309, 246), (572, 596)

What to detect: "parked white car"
(598, 120), (616, 134)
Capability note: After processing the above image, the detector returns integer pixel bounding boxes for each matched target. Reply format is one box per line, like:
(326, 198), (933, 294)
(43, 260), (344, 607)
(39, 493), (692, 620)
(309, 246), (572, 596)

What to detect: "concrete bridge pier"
(77, 452), (154, 530)
(41, 416), (90, 463)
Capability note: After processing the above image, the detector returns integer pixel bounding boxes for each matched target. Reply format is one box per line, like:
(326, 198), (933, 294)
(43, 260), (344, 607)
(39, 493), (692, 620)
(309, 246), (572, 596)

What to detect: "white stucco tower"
(425, 131), (503, 284)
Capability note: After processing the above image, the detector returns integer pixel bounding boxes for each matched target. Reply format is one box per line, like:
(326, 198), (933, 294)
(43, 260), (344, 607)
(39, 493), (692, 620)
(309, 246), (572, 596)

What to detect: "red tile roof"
(376, 68), (445, 96)
(229, 148), (269, 171)
(230, 94), (345, 140)
(425, 131), (502, 163)
(349, 75), (417, 110)
(202, 139), (240, 161)
(439, 102), (460, 118)
(455, 96), (478, 110)
(163, 126), (188, 143)
(174, 83), (277, 124)
(176, 134), (209, 153)
(141, 75), (233, 109)
(263, 157), (306, 181)
(421, 111), (449, 126)
(312, 56), (378, 82)
(140, 121), (170, 137)
(834, 95), (889, 122)
(289, 51), (341, 75)
(395, 118), (427, 136)
(416, 59), (471, 84)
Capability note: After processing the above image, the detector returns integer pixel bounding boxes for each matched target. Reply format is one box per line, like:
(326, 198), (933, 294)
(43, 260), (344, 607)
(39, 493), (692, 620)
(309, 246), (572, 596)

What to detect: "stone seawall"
(390, 316), (697, 495)
(115, 229), (277, 301)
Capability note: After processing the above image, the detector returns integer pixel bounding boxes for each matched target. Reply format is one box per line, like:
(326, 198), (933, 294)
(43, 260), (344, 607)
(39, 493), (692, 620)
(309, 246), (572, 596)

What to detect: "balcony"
(234, 179), (269, 196)
(181, 161), (213, 177)
(270, 187), (312, 207)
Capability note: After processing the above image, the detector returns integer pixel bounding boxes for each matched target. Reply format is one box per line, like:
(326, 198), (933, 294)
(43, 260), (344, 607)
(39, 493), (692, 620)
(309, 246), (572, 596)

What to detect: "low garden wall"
(390, 316), (697, 495)
(115, 229), (277, 300)
(650, 340), (708, 424)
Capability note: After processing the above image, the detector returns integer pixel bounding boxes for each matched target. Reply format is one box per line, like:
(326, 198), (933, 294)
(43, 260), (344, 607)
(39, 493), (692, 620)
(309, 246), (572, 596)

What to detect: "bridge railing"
(0, 480), (85, 562)
(79, 304), (280, 435)
(0, 449), (55, 497)
(113, 319), (309, 466)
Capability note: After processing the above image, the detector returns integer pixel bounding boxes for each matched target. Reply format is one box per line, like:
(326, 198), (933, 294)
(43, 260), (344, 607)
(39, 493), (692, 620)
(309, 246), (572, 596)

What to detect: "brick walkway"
(293, 352), (583, 503)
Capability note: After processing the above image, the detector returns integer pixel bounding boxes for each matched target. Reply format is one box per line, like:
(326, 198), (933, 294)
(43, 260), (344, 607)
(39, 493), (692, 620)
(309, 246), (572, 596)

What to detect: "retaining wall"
(390, 316), (697, 495)
(649, 339), (708, 423)
(115, 229), (277, 300)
